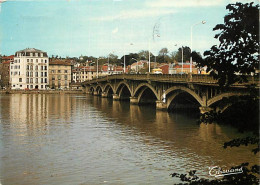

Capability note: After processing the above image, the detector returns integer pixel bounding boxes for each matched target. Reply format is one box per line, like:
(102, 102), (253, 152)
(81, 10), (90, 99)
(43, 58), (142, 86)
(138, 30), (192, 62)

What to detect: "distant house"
(1, 55), (14, 63)
(0, 61), (11, 88)
(49, 60), (73, 89)
(169, 62), (198, 74)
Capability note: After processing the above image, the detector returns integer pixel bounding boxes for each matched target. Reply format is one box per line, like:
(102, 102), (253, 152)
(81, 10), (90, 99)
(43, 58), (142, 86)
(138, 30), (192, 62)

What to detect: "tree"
(175, 46), (192, 64)
(120, 53), (139, 66)
(138, 50), (149, 60)
(158, 48), (169, 63)
(108, 53), (118, 65)
(172, 3), (260, 184)
(195, 2), (259, 87)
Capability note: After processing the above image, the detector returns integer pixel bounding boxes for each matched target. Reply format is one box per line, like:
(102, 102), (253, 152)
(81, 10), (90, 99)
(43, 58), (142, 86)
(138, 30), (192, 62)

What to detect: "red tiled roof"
(49, 60), (72, 66)
(2, 55), (14, 60)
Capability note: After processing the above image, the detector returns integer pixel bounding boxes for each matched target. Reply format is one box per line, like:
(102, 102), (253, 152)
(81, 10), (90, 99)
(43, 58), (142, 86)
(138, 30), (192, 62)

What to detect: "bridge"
(82, 74), (259, 114)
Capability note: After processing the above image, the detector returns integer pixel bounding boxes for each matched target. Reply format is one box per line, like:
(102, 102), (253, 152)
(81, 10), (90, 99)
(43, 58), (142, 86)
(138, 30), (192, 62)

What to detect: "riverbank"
(0, 89), (85, 94)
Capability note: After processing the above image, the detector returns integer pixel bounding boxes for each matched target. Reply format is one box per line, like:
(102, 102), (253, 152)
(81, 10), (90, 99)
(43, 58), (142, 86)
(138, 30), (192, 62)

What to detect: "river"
(0, 94), (257, 185)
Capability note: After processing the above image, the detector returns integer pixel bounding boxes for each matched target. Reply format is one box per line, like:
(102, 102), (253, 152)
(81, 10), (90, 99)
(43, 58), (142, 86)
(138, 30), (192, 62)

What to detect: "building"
(0, 61), (11, 88)
(49, 60), (72, 89)
(169, 62), (198, 74)
(1, 55), (14, 63)
(10, 48), (49, 90)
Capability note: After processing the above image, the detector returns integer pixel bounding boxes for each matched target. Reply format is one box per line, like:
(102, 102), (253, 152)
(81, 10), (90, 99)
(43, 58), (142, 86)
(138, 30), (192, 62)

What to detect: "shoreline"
(0, 89), (85, 94)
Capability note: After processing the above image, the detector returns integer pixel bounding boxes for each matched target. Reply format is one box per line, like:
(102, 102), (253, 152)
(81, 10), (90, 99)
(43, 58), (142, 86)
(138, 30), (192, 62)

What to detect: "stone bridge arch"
(103, 83), (116, 94)
(115, 81), (133, 98)
(207, 92), (250, 107)
(133, 83), (160, 102)
(165, 86), (205, 108)
(95, 85), (103, 96)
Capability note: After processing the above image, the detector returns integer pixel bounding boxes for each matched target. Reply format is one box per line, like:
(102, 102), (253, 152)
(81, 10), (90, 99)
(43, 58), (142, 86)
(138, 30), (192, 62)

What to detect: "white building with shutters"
(10, 48), (49, 90)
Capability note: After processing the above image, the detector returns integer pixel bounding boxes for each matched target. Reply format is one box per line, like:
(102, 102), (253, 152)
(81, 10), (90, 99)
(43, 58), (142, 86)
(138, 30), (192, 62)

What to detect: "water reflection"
(0, 94), (257, 185)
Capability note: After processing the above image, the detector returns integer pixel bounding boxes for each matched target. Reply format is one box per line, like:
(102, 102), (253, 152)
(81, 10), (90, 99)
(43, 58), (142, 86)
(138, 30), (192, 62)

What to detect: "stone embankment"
(0, 90), (85, 94)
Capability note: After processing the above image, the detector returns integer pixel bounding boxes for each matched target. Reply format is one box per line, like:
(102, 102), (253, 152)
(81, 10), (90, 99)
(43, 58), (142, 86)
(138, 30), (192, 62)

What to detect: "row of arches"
(87, 82), (249, 112)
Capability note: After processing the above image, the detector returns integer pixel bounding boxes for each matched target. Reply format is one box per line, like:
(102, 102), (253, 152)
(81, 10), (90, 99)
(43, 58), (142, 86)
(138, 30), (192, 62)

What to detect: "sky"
(0, 0), (258, 58)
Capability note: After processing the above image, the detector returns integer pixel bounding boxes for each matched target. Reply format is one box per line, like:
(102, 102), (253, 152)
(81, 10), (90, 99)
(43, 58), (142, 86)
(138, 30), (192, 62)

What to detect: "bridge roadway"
(82, 74), (259, 114)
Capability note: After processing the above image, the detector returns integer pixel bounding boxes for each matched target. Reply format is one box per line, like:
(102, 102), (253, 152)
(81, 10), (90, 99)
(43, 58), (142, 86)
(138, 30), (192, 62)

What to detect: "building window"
(30, 53), (33, 57)
(36, 59), (38, 63)
(45, 72), (47, 77)
(35, 53), (38, 57)
(64, 70), (68, 73)
(19, 78), (22, 82)
(41, 53), (43, 57)
(51, 70), (55, 73)
(58, 75), (61, 80)
(27, 59), (29, 62)
(58, 70), (61, 73)
(41, 78), (43, 83)
(27, 65), (29, 70)
(41, 72), (43, 77)
(26, 78), (29, 83)
(31, 59), (33, 63)
(52, 76), (55, 80)
(30, 85), (33, 89)
(30, 72), (33, 77)
(45, 78), (47, 83)
(41, 66), (43, 70)
(35, 72), (38, 77)
(26, 72), (29, 77)
(64, 75), (67, 80)
(35, 78), (38, 83)
(41, 59), (43, 63)
(44, 66), (47, 70)
(30, 78), (33, 83)
(35, 65), (38, 70)
(41, 85), (43, 88)
(45, 60), (47, 63)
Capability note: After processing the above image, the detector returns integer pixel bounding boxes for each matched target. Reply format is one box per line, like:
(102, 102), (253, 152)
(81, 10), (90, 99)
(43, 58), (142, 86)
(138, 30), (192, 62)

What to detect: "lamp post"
(123, 43), (133, 73)
(149, 34), (160, 73)
(96, 57), (104, 78)
(190, 20), (206, 73)
(174, 44), (184, 74)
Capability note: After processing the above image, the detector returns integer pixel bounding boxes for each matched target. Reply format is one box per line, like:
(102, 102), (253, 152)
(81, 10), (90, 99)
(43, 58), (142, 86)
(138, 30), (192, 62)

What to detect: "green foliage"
(175, 46), (192, 64)
(195, 2), (259, 87)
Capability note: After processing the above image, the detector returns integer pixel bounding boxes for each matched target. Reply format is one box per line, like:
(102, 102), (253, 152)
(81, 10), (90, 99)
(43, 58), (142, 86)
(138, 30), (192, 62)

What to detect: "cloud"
(90, 9), (177, 21)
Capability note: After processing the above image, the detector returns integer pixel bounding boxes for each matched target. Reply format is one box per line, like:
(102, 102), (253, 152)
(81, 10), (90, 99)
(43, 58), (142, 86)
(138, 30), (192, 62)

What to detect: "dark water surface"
(0, 94), (257, 185)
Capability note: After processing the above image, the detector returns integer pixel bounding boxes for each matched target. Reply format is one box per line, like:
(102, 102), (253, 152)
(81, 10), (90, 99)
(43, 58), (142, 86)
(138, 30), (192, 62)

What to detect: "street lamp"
(190, 20), (206, 73)
(174, 44), (184, 74)
(96, 57), (104, 78)
(149, 34), (160, 73)
(124, 43), (133, 73)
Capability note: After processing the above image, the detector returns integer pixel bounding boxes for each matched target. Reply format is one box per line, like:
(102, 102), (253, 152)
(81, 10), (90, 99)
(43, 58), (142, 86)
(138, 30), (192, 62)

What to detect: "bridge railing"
(84, 74), (259, 86)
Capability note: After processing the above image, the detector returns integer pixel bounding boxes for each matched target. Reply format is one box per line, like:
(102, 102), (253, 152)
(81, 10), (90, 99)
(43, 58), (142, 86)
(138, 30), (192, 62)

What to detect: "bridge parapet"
(83, 74), (259, 87)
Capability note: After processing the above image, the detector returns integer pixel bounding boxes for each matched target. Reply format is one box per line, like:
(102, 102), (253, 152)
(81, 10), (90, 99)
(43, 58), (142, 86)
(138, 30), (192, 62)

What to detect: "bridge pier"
(101, 92), (108, 98)
(130, 97), (138, 105)
(93, 91), (99, 96)
(156, 100), (167, 111)
(199, 106), (213, 114)
(113, 94), (120, 101)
